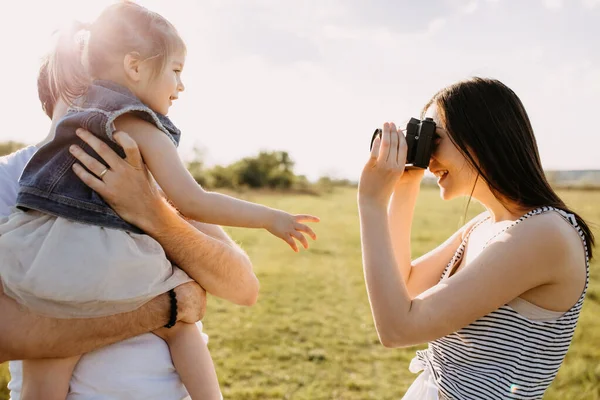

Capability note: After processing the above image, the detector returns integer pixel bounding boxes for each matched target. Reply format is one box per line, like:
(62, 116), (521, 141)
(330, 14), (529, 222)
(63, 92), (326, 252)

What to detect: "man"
(1, 60), (260, 399)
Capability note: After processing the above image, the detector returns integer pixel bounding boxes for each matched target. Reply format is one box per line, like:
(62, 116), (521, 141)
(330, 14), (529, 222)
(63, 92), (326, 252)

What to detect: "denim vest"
(17, 80), (181, 234)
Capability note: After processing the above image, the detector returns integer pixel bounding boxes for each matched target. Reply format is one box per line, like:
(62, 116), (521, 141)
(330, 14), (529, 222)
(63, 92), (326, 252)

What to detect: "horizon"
(0, 0), (598, 180)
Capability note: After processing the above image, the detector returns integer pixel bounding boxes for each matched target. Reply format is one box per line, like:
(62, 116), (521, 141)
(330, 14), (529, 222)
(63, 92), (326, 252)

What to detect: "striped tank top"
(415, 206), (590, 400)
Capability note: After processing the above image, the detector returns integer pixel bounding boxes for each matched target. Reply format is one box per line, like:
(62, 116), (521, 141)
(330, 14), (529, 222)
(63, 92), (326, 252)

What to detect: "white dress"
(401, 357), (440, 400)
(0, 209), (192, 318)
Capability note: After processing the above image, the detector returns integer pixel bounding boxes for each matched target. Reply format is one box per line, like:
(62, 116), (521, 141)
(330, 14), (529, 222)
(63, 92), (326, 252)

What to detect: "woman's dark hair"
(422, 77), (595, 259)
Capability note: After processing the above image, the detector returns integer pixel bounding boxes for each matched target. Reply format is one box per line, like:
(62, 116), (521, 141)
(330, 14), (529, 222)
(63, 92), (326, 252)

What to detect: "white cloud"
(322, 24), (361, 40)
(582, 0), (600, 8)
(542, 0), (563, 9)
(463, 0), (479, 13)
(427, 18), (448, 37)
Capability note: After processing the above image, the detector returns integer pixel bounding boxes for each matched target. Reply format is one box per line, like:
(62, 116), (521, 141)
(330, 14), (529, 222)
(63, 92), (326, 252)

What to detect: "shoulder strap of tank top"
(443, 214), (491, 280)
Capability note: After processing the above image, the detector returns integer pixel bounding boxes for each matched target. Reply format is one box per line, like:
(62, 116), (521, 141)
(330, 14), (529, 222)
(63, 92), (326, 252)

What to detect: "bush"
(0, 141), (27, 157)
(209, 165), (239, 189)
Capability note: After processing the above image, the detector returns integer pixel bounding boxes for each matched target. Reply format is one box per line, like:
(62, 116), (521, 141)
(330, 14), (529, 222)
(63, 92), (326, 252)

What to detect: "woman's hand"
(395, 167), (426, 189)
(358, 122), (408, 208)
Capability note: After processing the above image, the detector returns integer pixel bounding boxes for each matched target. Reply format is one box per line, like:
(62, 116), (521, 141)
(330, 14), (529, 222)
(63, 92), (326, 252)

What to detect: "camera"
(370, 117), (437, 169)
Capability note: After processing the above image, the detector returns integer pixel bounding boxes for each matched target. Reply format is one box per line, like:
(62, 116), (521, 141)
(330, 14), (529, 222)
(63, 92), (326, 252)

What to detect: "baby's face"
(138, 52), (186, 115)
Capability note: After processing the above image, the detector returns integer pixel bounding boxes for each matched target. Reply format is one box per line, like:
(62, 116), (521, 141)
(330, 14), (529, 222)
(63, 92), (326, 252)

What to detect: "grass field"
(2, 187), (599, 399)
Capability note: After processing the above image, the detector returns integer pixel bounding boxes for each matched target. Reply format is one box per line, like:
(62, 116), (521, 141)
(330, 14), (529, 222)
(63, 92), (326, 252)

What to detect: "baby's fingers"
(283, 235), (299, 252)
(294, 214), (320, 223)
(295, 223), (317, 241)
(291, 230), (309, 249)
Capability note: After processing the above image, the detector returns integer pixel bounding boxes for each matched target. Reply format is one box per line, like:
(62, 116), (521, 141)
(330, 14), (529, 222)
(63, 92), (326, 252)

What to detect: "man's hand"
(70, 127), (259, 306)
(174, 282), (207, 323)
(70, 128), (167, 233)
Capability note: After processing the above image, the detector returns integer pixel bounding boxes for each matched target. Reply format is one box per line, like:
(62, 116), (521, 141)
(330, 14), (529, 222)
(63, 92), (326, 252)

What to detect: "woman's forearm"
(359, 201), (412, 347)
(388, 183), (420, 283)
(143, 201), (259, 306)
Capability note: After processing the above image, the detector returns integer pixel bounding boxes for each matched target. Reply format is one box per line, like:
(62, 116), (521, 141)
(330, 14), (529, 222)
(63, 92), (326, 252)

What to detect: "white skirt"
(0, 209), (192, 318)
(401, 357), (440, 400)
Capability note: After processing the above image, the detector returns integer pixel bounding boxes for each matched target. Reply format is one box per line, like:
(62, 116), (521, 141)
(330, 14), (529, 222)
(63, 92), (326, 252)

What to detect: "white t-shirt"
(1, 146), (197, 400)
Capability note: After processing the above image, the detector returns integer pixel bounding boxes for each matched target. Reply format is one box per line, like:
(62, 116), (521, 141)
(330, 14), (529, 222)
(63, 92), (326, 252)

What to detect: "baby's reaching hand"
(265, 210), (320, 252)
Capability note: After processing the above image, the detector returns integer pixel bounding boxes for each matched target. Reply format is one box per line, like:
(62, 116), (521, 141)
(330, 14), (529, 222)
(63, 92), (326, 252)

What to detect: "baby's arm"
(114, 115), (319, 251)
(115, 115), (280, 226)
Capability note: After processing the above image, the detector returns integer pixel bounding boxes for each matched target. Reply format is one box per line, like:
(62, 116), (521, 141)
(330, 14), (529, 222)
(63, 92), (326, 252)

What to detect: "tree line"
(0, 141), (355, 193)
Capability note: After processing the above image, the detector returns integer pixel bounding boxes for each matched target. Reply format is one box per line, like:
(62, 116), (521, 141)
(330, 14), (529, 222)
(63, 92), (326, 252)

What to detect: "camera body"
(370, 117), (437, 169)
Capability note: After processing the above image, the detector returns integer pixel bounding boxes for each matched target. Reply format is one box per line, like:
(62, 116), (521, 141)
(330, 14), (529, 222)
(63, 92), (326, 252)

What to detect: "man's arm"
(70, 128), (259, 306)
(141, 199), (259, 306)
(0, 282), (205, 363)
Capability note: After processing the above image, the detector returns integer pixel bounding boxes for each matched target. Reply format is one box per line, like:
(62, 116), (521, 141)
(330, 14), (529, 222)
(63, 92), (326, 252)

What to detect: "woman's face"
(425, 104), (480, 200)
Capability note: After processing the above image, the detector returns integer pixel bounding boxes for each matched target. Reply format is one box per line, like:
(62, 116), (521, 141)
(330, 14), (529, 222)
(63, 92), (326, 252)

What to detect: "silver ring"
(99, 168), (109, 179)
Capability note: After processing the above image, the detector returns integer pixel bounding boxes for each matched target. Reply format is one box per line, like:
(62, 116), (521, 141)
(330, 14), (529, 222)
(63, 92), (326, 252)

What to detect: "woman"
(358, 77), (593, 399)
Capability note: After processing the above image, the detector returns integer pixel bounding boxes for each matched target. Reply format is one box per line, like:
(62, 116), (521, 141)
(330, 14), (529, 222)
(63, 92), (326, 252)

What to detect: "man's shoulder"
(0, 146), (37, 176)
(0, 146), (37, 216)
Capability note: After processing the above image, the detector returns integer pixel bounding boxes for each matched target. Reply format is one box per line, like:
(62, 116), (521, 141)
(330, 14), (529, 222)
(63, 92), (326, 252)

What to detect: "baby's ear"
(123, 52), (144, 82)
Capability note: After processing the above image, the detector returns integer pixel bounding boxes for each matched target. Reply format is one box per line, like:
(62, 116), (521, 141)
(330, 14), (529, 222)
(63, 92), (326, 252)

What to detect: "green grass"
(2, 187), (599, 399)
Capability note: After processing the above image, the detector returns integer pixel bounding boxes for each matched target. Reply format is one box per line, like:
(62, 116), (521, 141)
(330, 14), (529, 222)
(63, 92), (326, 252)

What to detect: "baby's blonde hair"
(47, 0), (186, 105)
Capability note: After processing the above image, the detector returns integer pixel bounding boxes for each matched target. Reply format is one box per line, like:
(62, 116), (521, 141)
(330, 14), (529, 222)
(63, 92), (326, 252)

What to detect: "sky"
(0, 0), (598, 181)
